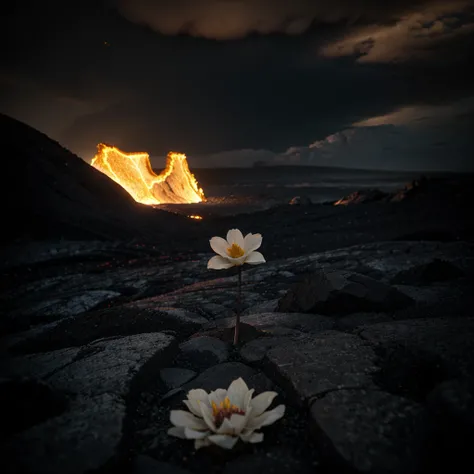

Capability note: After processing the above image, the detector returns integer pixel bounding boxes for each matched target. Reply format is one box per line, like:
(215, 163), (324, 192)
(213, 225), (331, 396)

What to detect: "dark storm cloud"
(320, 1), (474, 63)
(114, 0), (443, 40)
(0, 0), (473, 170)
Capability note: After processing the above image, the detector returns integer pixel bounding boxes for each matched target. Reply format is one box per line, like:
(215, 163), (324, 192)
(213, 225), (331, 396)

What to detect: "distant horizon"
(79, 140), (474, 175)
(2, 111), (473, 175)
(181, 166), (471, 175)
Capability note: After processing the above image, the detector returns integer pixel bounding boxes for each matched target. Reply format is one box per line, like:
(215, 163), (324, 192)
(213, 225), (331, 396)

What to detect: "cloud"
(278, 97), (474, 170)
(190, 97), (474, 171)
(319, 0), (474, 63)
(282, 126), (472, 171)
(352, 96), (474, 127)
(114, 0), (439, 40)
(2, 0), (472, 169)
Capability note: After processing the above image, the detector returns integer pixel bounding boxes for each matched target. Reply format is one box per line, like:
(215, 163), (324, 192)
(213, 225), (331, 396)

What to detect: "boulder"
(310, 389), (426, 474)
(278, 270), (414, 315)
(7, 290), (121, 329)
(159, 368), (197, 389)
(264, 331), (377, 404)
(16, 305), (207, 353)
(2, 332), (177, 474)
(241, 334), (308, 364)
(176, 336), (230, 370)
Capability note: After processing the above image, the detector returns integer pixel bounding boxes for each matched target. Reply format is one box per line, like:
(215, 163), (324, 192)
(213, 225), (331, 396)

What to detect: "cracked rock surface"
(1, 239), (473, 474)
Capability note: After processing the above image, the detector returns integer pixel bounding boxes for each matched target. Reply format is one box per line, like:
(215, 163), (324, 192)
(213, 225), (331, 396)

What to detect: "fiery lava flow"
(91, 144), (205, 205)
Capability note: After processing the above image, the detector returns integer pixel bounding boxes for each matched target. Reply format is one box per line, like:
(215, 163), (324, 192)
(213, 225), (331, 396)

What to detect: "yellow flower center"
(211, 396), (245, 428)
(227, 243), (245, 258)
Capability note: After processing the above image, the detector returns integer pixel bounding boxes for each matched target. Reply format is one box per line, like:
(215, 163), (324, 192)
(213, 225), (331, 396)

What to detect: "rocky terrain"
(1, 237), (473, 474)
(1, 114), (473, 473)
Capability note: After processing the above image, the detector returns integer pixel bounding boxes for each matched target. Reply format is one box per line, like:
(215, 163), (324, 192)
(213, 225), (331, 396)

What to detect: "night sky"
(1, 0), (473, 170)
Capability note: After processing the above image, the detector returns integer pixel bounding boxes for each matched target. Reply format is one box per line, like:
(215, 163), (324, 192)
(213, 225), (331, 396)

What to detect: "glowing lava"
(91, 144), (205, 205)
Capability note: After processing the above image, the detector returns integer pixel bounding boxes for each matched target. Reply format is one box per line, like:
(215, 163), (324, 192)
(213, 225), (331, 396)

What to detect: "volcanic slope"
(1, 113), (195, 244)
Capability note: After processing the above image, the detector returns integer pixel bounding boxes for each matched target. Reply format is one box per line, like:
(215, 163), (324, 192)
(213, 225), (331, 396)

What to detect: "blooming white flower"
(168, 377), (285, 450)
(208, 229), (265, 270)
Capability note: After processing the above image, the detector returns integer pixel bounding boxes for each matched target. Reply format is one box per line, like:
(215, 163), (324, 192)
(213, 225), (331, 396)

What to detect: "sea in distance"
(156, 165), (459, 217)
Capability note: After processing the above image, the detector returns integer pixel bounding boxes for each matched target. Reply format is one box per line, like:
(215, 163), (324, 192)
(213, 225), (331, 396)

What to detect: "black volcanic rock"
(391, 258), (464, 285)
(0, 378), (68, 441)
(1, 113), (195, 243)
(289, 195), (312, 205)
(390, 176), (428, 202)
(1, 240), (473, 473)
(309, 388), (426, 474)
(277, 270), (414, 315)
(334, 188), (389, 205)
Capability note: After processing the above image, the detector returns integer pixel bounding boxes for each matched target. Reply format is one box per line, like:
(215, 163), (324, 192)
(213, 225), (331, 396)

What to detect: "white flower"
(208, 229), (266, 270)
(168, 377), (285, 450)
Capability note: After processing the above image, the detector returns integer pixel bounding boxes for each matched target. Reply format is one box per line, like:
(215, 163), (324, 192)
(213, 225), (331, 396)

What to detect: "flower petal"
(244, 233), (262, 253)
(168, 426), (186, 439)
(184, 427), (210, 439)
(226, 377), (249, 408)
(195, 438), (212, 450)
(183, 400), (200, 416)
(226, 229), (245, 248)
(210, 236), (230, 258)
(216, 417), (236, 435)
(170, 410), (208, 430)
(243, 388), (255, 411)
(240, 431), (264, 444)
(228, 414), (248, 435)
(224, 254), (247, 266)
(208, 388), (227, 407)
(249, 391), (278, 418)
(246, 404), (285, 430)
(185, 389), (210, 416)
(208, 255), (234, 270)
(208, 434), (239, 450)
(245, 251), (266, 265)
(187, 388), (210, 402)
(199, 402), (217, 432)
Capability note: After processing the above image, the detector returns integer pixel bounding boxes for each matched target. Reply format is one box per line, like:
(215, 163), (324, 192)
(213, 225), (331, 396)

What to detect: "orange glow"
(188, 215), (203, 220)
(91, 144), (205, 205)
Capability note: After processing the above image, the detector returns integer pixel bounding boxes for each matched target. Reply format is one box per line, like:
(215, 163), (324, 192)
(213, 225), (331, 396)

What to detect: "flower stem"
(234, 266), (242, 345)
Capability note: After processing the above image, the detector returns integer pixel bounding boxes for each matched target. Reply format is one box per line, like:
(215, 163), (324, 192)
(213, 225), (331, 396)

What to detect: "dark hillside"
(0, 113), (194, 243)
